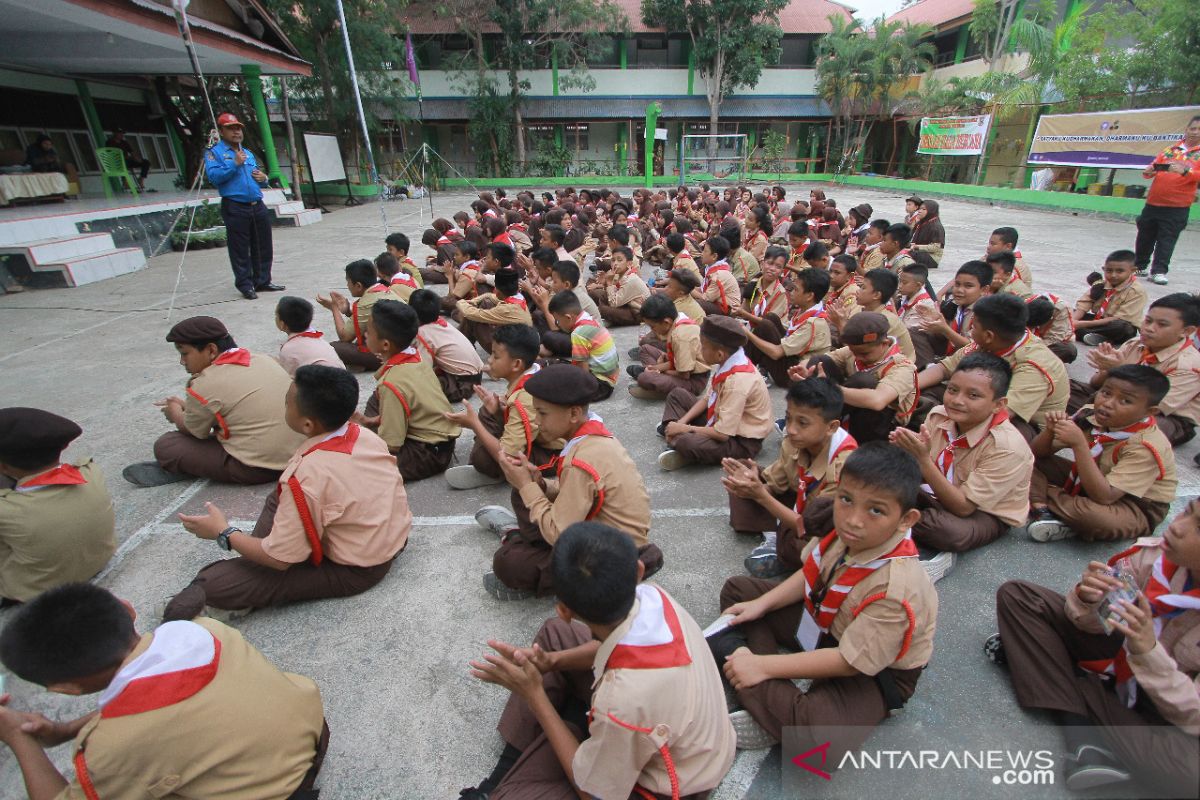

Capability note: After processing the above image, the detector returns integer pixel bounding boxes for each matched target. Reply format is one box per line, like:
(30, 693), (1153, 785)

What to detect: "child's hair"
(787, 220), (809, 239)
(294, 365), (358, 430)
(832, 254), (857, 273)
(548, 289), (582, 315)
(1105, 364), (1170, 406)
(494, 269), (520, 297)
(543, 224), (566, 246)
(345, 258), (378, 289)
(1105, 249), (1136, 265)
(484, 216), (506, 239)
(420, 228), (439, 247)
(972, 294), (1028, 340)
(408, 289), (441, 325)
(1150, 292), (1200, 328)
(639, 292), (678, 322)
(385, 232), (410, 254)
(488, 242), (515, 269)
(954, 352), (1012, 398)
(612, 245), (634, 262)
(370, 299), (418, 349)
(764, 245), (788, 262)
(956, 260), (994, 288)
(868, 219), (890, 235)
(885, 223), (912, 247)
(457, 240), (480, 260)
(899, 262), (929, 285)
(531, 247), (557, 269)
(551, 260), (581, 288)
(863, 267), (898, 300)
(668, 268), (700, 292)
(804, 241), (829, 261)
(985, 251), (1016, 276)
(706, 235), (731, 260)
(665, 232), (686, 254)
(839, 442), (922, 511)
(723, 225), (743, 250)
(374, 251), (400, 279)
(276, 296), (314, 332)
(0, 583), (135, 686)
(795, 266), (831, 302)
(786, 377), (843, 421)
(608, 225), (630, 247)
(551, 521), (639, 625)
(1025, 297), (1054, 329)
(493, 324), (541, 367)
(992, 226), (1018, 248)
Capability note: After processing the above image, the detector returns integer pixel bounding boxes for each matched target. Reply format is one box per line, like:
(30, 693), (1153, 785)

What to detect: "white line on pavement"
(94, 479), (209, 582)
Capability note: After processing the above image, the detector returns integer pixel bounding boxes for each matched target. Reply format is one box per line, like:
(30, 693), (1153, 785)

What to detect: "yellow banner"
(1028, 106), (1200, 168)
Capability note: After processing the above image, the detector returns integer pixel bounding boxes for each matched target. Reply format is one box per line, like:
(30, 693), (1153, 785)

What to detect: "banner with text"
(1027, 106), (1200, 168)
(917, 115), (992, 156)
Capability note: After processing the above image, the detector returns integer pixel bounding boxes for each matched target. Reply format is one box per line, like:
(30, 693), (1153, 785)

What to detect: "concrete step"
(0, 233), (115, 265)
(58, 247), (146, 287)
(278, 208), (323, 227)
(261, 188), (289, 205)
(272, 200), (306, 215)
(0, 217), (79, 247)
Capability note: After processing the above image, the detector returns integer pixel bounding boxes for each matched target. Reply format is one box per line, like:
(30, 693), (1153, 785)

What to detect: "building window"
(527, 124), (589, 151)
(777, 35), (814, 67)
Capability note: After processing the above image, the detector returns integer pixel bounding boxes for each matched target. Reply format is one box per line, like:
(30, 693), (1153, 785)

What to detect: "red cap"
(217, 113), (244, 128)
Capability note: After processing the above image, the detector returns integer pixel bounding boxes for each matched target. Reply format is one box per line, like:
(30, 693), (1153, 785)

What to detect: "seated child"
(457, 268), (533, 354)
(628, 293), (709, 400)
(548, 290), (618, 401)
(463, 521), (734, 800)
(896, 261), (936, 332)
(858, 219), (889, 273)
(1074, 292), (1200, 446)
(727, 225), (760, 284)
(384, 231), (425, 288)
(797, 311), (919, 444)
(785, 221), (810, 274)
(376, 251), (420, 302)
(986, 225), (1032, 286)
(825, 254), (860, 317)
(1027, 365), (1177, 543)
(709, 442), (937, 759)
(1075, 250), (1147, 346)
(802, 240), (831, 271)
(164, 365), (411, 620)
(532, 260), (602, 358)
(831, 267), (915, 362)
(419, 225), (455, 285)
(909, 260), (991, 369)
(880, 222), (914, 272)
(722, 378), (856, 579)
(659, 316), (773, 470)
(0, 408), (115, 603)
(368, 300), (461, 482)
(890, 353), (1033, 557)
(1026, 294), (1078, 364)
(317, 258), (388, 371)
(275, 295), (342, 376)
(745, 268), (832, 387)
(992, 508), (1200, 796)
(440, 239), (485, 314)
(732, 245), (788, 330)
(472, 365), (659, 600)
(987, 251), (1031, 299)
(406, 289), (485, 403)
(665, 231), (702, 281)
(444, 324), (564, 490)
(125, 316), (303, 487)
(694, 235), (740, 316)
(593, 246), (649, 327)
(0, 583), (327, 799)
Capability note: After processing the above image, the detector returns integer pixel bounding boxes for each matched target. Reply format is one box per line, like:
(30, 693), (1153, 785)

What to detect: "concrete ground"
(0, 184), (1197, 800)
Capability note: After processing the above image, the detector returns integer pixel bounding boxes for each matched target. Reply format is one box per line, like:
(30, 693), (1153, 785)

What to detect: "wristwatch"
(216, 526), (240, 551)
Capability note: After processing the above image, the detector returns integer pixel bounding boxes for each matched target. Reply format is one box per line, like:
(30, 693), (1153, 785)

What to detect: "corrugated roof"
(391, 95), (829, 120)
(884, 0), (975, 29)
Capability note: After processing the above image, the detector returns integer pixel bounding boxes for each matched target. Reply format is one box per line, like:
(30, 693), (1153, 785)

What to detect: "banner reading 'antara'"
(1027, 106), (1200, 168)
(917, 115), (992, 156)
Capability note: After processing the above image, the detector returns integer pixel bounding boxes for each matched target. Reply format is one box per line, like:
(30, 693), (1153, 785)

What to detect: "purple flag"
(405, 33), (420, 89)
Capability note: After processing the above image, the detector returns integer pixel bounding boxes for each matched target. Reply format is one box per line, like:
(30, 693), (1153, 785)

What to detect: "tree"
(154, 77), (258, 187)
(642, 0), (788, 162)
(968, 0), (1054, 69)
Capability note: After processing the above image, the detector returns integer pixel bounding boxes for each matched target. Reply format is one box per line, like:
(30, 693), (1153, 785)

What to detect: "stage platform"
(0, 189), (320, 289)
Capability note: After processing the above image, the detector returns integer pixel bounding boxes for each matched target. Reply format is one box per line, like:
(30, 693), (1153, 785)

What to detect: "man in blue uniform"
(204, 113), (284, 300)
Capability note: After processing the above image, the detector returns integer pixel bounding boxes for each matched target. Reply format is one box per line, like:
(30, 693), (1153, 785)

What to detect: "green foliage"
(462, 78), (516, 177)
(757, 129), (788, 171)
(528, 138), (573, 176)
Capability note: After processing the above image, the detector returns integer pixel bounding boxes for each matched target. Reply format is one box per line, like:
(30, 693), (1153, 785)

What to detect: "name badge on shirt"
(797, 608), (821, 652)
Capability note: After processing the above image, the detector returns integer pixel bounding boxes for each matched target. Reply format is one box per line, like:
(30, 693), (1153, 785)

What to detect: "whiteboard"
(303, 133), (347, 183)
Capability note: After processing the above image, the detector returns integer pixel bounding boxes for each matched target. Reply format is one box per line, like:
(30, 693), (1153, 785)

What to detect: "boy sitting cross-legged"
(627, 292), (710, 401)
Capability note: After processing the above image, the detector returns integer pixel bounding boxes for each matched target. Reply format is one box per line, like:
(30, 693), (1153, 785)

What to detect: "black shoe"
(656, 421), (666, 438)
(240, 289), (258, 300)
(983, 632), (1007, 666)
(256, 283), (286, 292)
(707, 626), (750, 664)
(1194, 451), (1200, 468)
(122, 462), (191, 488)
(626, 364), (645, 379)
(458, 788), (491, 800)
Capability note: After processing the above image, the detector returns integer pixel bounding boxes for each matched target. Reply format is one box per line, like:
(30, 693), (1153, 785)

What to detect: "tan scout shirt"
(277, 332), (342, 376)
(859, 246), (884, 273)
(674, 293), (707, 321)
(673, 252), (703, 282)
(730, 248), (760, 282)
(262, 424), (411, 567)
(923, 408), (1034, 526)
(825, 282), (860, 319)
(1076, 276), (1148, 326)
(940, 334), (1068, 425)
(1066, 539), (1200, 735)
(998, 275), (1033, 301)
(699, 264), (740, 313)
(878, 306), (916, 361)
(350, 284), (389, 348)
(667, 316), (708, 375)
(1031, 294), (1075, 346)
(762, 430), (854, 499)
(780, 311), (832, 358)
(416, 320), (484, 376)
(747, 229), (769, 265)
(606, 272), (651, 312)
(1112, 338), (1200, 425)
(456, 295), (533, 327)
(517, 432), (650, 546)
(897, 294), (936, 328)
(60, 619), (323, 800)
(709, 367), (773, 440)
(450, 262), (483, 299)
(799, 528), (938, 673)
(0, 460), (115, 602)
(746, 278), (788, 320)
(1014, 253), (1033, 287)
(183, 351), (304, 470)
(376, 351), (460, 446)
(1079, 408), (1178, 504)
(502, 378), (565, 458)
(573, 584), (736, 799)
(829, 345), (919, 424)
(386, 277), (418, 303)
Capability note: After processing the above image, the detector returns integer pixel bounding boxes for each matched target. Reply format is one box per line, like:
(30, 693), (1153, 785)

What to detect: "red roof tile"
(885, 0), (975, 29)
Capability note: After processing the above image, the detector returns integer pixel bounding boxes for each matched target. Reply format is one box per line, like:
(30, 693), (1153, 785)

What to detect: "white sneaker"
(475, 505), (518, 537)
(445, 465), (505, 490)
(1134, 268), (1150, 277)
(1027, 516), (1076, 542)
(1081, 333), (1106, 347)
(657, 449), (689, 471)
(920, 551), (955, 584)
(729, 709), (779, 750)
(1151, 274), (1169, 286)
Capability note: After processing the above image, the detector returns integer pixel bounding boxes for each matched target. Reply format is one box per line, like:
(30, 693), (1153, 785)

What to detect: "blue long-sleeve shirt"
(204, 140), (265, 203)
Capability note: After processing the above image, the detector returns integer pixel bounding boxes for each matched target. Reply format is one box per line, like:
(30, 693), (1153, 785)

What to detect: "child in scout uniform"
(1026, 294), (1078, 364)
(367, 300), (461, 482)
(858, 219), (889, 273)
(991, 503), (1200, 796)
(275, 296), (342, 376)
(1075, 250), (1148, 346)
(456, 269), (533, 355)
(628, 293), (709, 400)
(727, 225), (761, 284)
(832, 267), (916, 362)
(987, 251), (1031, 300)
(594, 246), (650, 327)
(472, 365), (660, 600)
(785, 220), (810, 274)
(896, 261), (936, 331)
(375, 251), (420, 303)
(0, 583), (327, 800)
(408, 289), (485, 404)
(890, 353), (1033, 563)
(918, 294), (1068, 440)
(443, 324), (564, 490)
(666, 231), (703, 281)
(663, 267), (707, 324)
(744, 268), (832, 387)
(531, 260), (602, 360)
(441, 239), (485, 314)
(384, 231), (425, 288)
(796, 312), (919, 444)
(909, 260), (991, 369)
(824, 255), (861, 334)
(1026, 365), (1177, 543)
(125, 316), (304, 487)
(658, 316), (773, 471)
(1074, 292), (1200, 446)
(0, 408), (115, 604)
(880, 223), (915, 272)
(317, 258), (388, 371)
(986, 225), (1032, 286)
(722, 379), (857, 579)
(547, 290), (618, 401)
(164, 365), (411, 621)
(709, 443), (937, 757)
(462, 522), (734, 800)
(694, 235), (740, 317)
(732, 245), (788, 329)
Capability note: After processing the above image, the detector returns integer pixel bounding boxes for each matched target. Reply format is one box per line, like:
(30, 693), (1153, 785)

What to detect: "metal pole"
(333, 0), (386, 229)
(280, 76), (303, 203)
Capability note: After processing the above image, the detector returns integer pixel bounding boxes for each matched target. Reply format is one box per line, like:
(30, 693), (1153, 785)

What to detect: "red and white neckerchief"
(827, 283), (851, 305)
(934, 409), (1009, 483)
(994, 329), (1030, 359)
(508, 222), (527, 233)
(702, 259), (731, 289)
(706, 349), (756, 426)
(884, 248), (912, 269)
(666, 312), (698, 370)
(1062, 416), (1157, 496)
(16, 463), (87, 492)
(549, 412), (612, 476)
(437, 230), (463, 246)
(483, 208), (498, 219)
(899, 290), (931, 316)
(853, 338), (901, 374)
(1026, 292), (1074, 336)
(503, 293), (528, 311)
(213, 347), (251, 367)
(510, 363), (541, 395)
(97, 621), (220, 718)
(572, 311), (599, 331)
(752, 279), (786, 318)
(391, 272), (419, 289)
(1095, 277), (1136, 319)
(794, 428), (857, 515)
(1080, 546), (1200, 708)
(382, 346), (422, 369)
(291, 328), (325, 340)
(785, 303), (827, 338)
(605, 584), (692, 670)
(1139, 337), (1193, 367)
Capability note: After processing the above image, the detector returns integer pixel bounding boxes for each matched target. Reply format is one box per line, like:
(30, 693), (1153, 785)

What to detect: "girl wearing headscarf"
(910, 199), (945, 265)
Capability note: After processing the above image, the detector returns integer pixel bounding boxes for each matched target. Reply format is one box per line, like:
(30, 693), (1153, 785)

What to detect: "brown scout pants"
(396, 438), (456, 483)
(996, 580), (1200, 798)
(597, 302), (641, 328)
(330, 340), (382, 371)
(457, 315), (500, 355)
(469, 406), (560, 479)
(1076, 317), (1137, 346)
(660, 388), (764, 465)
(911, 491), (1009, 553)
(744, 314), (800, 387)
(695, 298), (731, 317)
(807, 355), (900, 444)
(1030, 455), (1169, 541)
(154, 432), (280, 485)
(162, 491), (395, 621)
(636, 342), (709, 396)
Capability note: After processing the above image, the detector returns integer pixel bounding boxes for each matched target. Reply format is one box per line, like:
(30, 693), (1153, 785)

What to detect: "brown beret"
(165, 316), (229, 345)
(523, 364), (599, 406)
(0, 407), (82, 463)
(853, 203), (873, 220)
(840, 312), (891, 346)
(700, 315), (748, 351)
